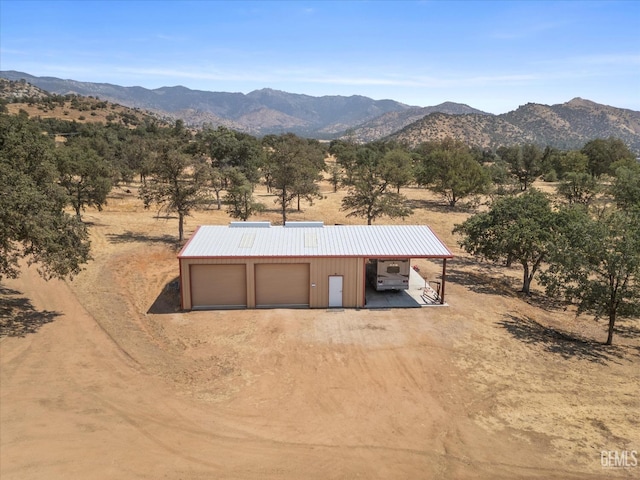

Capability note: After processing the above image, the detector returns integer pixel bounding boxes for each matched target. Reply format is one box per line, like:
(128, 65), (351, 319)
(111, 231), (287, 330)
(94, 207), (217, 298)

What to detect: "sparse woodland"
(1, 89), (639, 345)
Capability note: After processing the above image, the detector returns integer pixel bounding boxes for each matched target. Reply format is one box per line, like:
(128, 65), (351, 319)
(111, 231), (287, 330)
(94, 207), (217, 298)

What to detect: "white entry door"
(328, 276), (343, 307)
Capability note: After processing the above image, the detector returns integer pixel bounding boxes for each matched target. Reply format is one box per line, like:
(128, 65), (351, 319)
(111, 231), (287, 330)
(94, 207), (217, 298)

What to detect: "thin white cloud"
(571, 53), (640, 66)
(0, 48), (29, 56)
(5, 57), (587, 94)
(296, 73), (539, 89)
(154, 33), (187, 42)
(114, 66), (276, 83)
(69, 64), (546, 90)
(490, 20), (569, 40)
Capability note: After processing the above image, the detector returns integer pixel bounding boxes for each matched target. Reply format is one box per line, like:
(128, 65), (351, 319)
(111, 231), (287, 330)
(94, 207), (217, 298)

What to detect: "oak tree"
(497, 144), (543, 191)
(0, 113), (90, 280)
(262, 133), (325, 224)
(139, 139), (207, 241)
(556, 171), (601, 206)
(582, 137), (635, 178)
(341, 146), (412, 225)
(416, 139), (490, 206)
(541, 207), (640, 345)
(55, 139), (113, 218)
(224, 168), (265, 221)
(453, 189), (555, 294)
(610, 164), (640, 211)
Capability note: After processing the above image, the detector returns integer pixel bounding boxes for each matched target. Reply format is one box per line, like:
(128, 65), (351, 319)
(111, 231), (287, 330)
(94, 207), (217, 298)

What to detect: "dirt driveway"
(1, 187), (638, 479)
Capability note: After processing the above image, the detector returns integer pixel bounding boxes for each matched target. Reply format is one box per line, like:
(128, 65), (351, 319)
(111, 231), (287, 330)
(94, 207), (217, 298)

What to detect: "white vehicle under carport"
(367, 259), (410, 291)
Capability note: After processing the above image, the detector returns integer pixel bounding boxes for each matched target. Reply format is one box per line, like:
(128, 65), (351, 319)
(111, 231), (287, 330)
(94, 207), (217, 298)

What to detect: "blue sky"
(1, 0), (638, 113)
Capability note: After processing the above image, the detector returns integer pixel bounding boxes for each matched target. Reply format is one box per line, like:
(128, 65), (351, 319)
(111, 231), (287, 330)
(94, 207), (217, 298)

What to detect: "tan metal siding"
(255, 264), (310, 307)
(180, 259), (191, 309)
(190, 264), (247, 308)
(356, 257), (365, 308)
(180, 257), (367, 309)
(309, 257), (362, 308)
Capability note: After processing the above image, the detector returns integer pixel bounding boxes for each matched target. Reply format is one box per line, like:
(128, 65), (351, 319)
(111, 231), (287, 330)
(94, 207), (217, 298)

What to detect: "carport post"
(440, 258), (447, 305)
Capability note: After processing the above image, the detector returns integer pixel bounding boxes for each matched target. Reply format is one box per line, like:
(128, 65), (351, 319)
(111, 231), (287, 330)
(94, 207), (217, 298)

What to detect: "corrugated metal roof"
(179, 224), (453, 259)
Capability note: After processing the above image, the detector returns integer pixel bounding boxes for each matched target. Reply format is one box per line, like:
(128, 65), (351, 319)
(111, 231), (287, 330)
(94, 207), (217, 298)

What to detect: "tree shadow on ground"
(446, 257), (521, 297)
(147, 277), (181, 314)
(615, 322), (640, 340)
(0, 286), (61, 338)
(526, 295), (568, 312)
(447, 258), (568, 312)
(498, 314), (639, 364)
(107, 231), (177, 245)
(108, 188), (135, 199)
(82, 220), (107, 227)
(409, 198), (462, 214)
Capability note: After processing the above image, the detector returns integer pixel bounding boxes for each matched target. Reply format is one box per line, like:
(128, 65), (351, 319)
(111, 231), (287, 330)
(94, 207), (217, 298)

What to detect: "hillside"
(2, 72), (639, 152)
(390, 98), (640, 152)
(343, 102), (491, 143)
(0, 78), (170, 128)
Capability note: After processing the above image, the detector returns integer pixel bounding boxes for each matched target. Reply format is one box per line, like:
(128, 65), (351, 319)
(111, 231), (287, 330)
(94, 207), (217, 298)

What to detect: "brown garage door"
(255, 264), (310, 308)
(190, 264), (247, 309)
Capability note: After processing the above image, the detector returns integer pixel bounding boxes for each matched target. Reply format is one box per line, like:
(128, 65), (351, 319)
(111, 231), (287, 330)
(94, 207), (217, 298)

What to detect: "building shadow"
(0, 286), (61, 338)
(147, 277), (181, 314)
(498, 314), (639, 364)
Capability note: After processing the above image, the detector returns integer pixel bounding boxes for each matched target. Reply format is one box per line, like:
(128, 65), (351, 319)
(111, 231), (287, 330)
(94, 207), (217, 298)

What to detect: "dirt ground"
(1, 181), (639, 479)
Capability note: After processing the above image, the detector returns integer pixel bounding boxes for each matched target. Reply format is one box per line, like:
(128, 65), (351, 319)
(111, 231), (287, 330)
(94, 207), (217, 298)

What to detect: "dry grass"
(6, 100), (159, 127)
(1, 174), (638, 480)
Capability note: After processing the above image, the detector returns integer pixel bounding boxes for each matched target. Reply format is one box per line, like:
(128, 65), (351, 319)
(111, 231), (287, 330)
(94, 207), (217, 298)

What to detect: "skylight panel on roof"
(239, 233), (256, 248)
(305, 232), (318, 248)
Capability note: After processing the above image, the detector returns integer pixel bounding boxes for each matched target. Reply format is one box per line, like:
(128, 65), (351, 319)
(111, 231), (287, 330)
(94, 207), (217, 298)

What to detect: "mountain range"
(1, 70), (639, 152)
(390, 98), (640, 152)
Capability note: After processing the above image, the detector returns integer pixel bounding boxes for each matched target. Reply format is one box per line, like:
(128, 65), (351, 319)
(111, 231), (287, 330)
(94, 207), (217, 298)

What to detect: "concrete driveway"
(364, 267), (446, 308)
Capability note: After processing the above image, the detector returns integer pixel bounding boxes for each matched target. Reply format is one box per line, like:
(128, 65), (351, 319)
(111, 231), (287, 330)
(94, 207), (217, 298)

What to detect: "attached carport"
(364, 265), (446, 308)
(178, 222), (453, 310)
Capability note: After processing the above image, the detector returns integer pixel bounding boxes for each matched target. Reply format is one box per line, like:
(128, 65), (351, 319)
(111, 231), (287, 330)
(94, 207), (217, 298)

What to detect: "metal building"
(177, 222), (453, 310)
